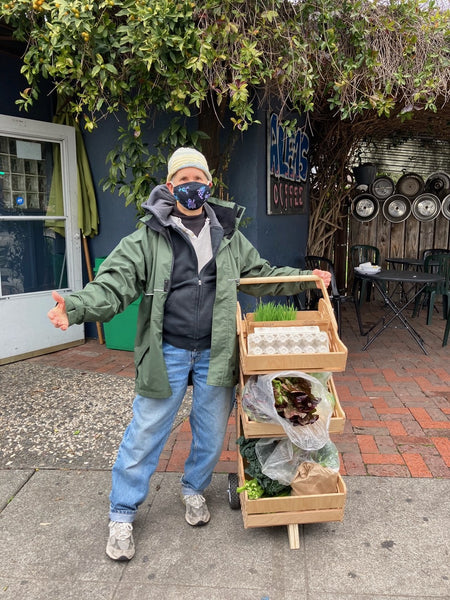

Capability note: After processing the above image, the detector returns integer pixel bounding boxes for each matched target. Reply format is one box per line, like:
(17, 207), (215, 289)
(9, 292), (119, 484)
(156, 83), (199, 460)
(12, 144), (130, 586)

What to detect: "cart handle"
(236, 302), (242, 336)
(237, 274), (336, 333)
(238, 274), (327, 297)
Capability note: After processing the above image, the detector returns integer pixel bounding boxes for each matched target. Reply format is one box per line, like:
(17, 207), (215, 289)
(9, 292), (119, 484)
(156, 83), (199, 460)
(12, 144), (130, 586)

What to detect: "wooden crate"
(234, 276), (347, 549)
(237, 298), (348, 374)
(237, 449), (346, 529)
(237, 372), (346, 436)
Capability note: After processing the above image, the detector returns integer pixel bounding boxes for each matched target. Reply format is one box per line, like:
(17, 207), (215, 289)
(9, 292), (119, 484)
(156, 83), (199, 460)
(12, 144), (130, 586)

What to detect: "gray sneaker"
(106, 520), (135, 561)
(182, 494), (210, 526)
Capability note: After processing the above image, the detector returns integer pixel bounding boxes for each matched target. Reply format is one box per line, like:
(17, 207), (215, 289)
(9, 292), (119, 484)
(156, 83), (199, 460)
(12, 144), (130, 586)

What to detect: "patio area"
(26, 296), (450, 479)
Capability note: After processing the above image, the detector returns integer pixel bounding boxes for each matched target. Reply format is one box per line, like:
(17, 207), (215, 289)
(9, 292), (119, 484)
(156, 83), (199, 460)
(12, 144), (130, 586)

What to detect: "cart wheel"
(227, 473), (241, 509)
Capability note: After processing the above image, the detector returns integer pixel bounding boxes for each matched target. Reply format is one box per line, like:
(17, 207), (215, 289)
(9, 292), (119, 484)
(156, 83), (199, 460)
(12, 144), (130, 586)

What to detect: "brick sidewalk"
(30, 299), (450, 478)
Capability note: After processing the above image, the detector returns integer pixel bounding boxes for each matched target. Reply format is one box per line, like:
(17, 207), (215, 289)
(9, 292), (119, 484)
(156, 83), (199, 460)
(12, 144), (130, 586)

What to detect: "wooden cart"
(228, 275), (348, 549)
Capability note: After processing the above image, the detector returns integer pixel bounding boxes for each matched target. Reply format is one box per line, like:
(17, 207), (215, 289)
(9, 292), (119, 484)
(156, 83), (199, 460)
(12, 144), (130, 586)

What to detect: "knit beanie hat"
(166, 147), (212, 183)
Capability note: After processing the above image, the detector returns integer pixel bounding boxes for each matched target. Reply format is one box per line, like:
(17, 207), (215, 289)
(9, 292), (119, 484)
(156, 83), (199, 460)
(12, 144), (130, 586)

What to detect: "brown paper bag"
(290, 462), (338, 496)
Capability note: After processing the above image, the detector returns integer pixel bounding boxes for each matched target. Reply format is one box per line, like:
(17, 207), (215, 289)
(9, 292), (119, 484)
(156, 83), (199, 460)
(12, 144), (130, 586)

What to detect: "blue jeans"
(109, 342), (235, 523)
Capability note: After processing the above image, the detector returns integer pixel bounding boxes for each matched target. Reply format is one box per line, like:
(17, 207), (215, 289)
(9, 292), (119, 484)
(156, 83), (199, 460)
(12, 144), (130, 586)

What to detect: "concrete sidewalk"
(0, 469), (449, 600)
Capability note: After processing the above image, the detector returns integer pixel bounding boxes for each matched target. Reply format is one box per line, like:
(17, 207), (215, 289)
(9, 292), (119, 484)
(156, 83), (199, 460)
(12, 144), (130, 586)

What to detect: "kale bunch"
(237, 436), (291, 497)
(272, 376), (320, 426)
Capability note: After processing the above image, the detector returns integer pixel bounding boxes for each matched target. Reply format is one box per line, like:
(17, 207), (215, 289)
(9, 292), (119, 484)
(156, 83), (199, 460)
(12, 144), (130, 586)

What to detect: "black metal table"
(354, 269), (444, 354)
(385, 257), (424, 270)
(385, 257), (425, 302)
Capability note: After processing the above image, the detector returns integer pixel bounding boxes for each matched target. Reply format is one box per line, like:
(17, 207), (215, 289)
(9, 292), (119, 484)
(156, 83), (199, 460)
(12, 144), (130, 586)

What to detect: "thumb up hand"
(47, 290), (69, 330)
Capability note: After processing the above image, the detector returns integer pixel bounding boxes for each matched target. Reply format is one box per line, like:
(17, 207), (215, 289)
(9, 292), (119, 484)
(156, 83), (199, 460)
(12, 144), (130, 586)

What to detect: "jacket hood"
(140, 183), (246, 235)
(141, 184), (177, 226)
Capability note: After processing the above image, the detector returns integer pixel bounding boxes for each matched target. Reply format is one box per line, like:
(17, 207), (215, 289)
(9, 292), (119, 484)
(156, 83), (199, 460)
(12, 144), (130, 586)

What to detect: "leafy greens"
(272, 376), (320, 426)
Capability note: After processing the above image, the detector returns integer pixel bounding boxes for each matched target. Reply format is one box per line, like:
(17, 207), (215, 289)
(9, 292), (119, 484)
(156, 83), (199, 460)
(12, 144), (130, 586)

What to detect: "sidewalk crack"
(0, 468), (36, 513)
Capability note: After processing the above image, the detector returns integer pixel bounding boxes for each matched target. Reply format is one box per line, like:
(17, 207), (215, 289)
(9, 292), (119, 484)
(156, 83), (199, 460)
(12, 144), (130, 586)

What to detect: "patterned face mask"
(172, 181), (211, 210)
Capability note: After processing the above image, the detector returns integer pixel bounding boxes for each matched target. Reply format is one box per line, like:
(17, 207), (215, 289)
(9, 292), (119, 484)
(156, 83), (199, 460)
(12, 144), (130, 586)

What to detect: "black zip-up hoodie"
(141, 185), (238, 351)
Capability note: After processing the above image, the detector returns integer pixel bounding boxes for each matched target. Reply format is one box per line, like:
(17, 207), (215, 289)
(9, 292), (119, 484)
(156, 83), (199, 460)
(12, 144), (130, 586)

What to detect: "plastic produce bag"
(310, 372), (335, 409)
(237, 436), (291, 497)
(255, 438), (304, 486)
(255, 438), (340, 486)
(242, 371), (333, 450)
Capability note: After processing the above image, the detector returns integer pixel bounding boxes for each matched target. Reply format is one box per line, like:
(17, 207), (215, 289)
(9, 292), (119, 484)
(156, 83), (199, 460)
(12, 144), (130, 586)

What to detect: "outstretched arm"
(47, 290), (69, 331)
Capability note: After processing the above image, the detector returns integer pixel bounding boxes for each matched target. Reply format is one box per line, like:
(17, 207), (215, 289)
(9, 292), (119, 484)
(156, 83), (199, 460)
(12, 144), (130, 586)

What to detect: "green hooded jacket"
(64, 195), (314, 398)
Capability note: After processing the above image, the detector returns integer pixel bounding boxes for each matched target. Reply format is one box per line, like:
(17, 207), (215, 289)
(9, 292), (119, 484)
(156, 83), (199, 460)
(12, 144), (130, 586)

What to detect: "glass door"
(0, 115), (84, 363)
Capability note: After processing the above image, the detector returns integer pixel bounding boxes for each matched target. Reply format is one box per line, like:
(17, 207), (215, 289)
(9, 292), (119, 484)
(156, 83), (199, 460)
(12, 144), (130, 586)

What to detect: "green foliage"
(101, 117), (209, 216)
(237, 436), (291, 497)
(1, 0), (449, 210)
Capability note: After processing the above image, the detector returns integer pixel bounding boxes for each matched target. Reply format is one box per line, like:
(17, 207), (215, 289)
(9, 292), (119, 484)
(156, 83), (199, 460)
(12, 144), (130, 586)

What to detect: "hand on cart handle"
(312, 269), (331, 289)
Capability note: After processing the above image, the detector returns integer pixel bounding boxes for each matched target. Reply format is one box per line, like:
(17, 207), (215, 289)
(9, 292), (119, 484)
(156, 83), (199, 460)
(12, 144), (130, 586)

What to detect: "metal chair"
(350, 244), (381, 267)
(422, 248), (450, 261)
(304, 255), (346, 336)
(413, 252), (450, 325)
(350, 244), (381, 305)
(443, 310), (450, 347)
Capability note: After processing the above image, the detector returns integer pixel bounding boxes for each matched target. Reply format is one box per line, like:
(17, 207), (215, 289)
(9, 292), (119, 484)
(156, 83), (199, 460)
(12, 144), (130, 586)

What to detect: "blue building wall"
(81, 115), (142, 259)
(0, 56), (55, 122)
(228, 111), (310, 267)
(1, 53), (310, 335)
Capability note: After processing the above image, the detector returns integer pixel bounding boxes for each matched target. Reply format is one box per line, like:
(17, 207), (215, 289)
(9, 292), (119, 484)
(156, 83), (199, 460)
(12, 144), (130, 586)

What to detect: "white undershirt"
(170, 216), (213, 272)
